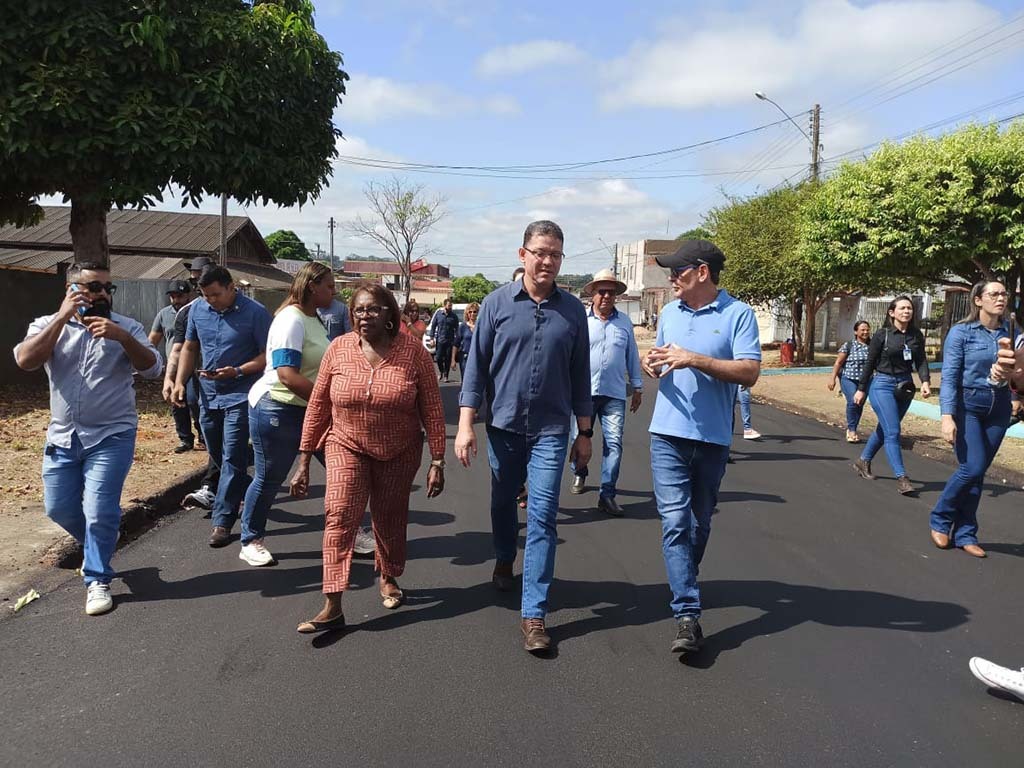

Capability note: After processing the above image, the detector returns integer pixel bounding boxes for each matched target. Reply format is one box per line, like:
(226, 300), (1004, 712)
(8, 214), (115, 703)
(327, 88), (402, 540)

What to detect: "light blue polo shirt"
(649, 289), (761, 447)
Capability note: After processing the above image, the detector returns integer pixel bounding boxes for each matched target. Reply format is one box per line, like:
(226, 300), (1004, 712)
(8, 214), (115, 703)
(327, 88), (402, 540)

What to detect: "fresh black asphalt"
(2, 385), (1024, 766)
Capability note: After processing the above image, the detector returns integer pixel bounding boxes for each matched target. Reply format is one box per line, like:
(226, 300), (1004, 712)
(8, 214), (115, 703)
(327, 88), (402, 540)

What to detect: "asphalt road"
(2, 385), (1024, 767)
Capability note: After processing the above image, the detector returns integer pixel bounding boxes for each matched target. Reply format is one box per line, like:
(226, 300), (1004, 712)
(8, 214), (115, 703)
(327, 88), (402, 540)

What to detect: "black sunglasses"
(77, 281), (117, 295)
(594, 288), (618, 297)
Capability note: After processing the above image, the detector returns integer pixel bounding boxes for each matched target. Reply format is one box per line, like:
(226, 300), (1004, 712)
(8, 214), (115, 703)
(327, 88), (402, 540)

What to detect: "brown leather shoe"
(961, 544), (987, 558)
(930, 529), (951, 549)
(895, 476), (914, 495)
(492, 560), (515, 592)
(853, 458), (874, 479)
(208, 526), (231, 548)
(521, 618), (551, 653)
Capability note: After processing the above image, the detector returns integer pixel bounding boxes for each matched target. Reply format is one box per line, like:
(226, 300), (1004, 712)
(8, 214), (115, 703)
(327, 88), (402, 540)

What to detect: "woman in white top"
(238, 262), (335, 566)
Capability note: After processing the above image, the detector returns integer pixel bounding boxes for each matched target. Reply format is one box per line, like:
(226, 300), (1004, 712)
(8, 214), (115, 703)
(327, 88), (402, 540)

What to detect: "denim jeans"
(240, 394), (306, 544)
(570, 395), (626, 499)
(839, 376), (864, 432)
(486, 426), (568, 619)
(42, 429), (136, 585)
(860, 373), (913, 478)
(930, 386), (1010, 546)
(650, 433), (730, 618)
(436, 341), (453, 376)
(200, 402), (251, 529)
(737, 386), (753, 431)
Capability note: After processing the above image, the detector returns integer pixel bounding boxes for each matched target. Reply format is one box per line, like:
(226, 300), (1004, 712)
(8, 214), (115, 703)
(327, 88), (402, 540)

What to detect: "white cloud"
(602, 0), (1006, 110)
(341, 72), (520, 122)
(477, 40), (585, 77)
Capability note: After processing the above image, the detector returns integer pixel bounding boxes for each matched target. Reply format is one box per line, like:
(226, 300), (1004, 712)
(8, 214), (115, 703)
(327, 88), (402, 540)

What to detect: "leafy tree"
(452, 273), (496, 303)
(345, 176), (446, 303)
(265, 229), (311, 262)
(557, 273), (594, 293)
(0, 1), (348, 266)
(675, 226), (713, 241)
(800, 122), (1024, 301)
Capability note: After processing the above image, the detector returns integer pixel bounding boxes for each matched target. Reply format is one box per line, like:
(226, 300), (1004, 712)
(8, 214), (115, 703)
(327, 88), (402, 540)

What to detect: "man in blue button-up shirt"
(172, 266), (271, 548)
(641, 240), (761, 655)
(456, 220), (593, 654)
(569, 268), (643, 517)
(15, 262), (161, 616)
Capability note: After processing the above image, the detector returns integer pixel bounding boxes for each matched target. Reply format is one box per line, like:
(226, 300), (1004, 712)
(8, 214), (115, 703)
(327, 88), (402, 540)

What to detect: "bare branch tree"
(345, 176), (446, 303)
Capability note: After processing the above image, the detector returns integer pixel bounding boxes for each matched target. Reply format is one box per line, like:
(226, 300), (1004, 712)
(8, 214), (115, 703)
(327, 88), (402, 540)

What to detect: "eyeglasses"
(984, 291), (1009, 299)
(523, 247), (565, 261)
(352, 305), (386, 317)
(594, 288), (618, 297)
(670, 263), (701, 279)
(76, 281), (117, 295)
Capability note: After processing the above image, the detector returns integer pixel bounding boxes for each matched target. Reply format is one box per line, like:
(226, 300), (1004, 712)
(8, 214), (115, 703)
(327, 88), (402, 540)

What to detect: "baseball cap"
(184, 255), (215, 272)
(656, 239), (726, 273)
(166, 279), (191, 294)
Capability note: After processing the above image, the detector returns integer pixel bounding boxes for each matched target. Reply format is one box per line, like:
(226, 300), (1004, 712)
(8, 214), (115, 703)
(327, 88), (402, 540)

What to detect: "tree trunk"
(69, 197), (110, 269)
(790, 297), (804, 362)
(801, 288), (826, 365)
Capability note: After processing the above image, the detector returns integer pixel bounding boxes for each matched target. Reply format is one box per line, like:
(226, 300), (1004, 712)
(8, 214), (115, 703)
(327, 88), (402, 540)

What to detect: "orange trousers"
(322, 440), (423, 594)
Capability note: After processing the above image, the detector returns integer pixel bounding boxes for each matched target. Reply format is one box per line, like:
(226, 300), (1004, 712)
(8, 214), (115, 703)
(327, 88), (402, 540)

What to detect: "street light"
(755, 91), (821, 181)
(754, 91), (811, 142)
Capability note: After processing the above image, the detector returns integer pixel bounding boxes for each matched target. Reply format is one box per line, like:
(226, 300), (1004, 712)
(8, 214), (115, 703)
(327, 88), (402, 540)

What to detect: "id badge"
(902, 345), (912, 361)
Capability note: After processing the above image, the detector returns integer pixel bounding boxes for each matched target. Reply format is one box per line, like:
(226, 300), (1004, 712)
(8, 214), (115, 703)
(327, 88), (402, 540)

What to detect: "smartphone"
(70, 283), (87, 315)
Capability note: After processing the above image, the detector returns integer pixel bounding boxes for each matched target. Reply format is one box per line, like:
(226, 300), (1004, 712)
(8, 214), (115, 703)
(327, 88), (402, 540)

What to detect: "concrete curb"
(753, 392), (1024, 489)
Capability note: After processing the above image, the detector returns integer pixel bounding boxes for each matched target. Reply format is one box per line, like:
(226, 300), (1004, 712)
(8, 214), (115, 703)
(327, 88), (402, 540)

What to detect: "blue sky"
(66, 0), (1024, 279)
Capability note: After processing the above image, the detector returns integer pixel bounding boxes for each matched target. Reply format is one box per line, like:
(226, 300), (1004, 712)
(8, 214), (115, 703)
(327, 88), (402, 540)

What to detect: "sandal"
(296, 613), (346, 634)
(845, 431), (861, 443)
(380, 578), (404, 609)
(517, 485), (528, 510)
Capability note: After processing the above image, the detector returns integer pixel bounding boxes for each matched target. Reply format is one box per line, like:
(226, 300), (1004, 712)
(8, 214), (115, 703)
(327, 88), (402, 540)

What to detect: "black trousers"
(172, 402), (202, 445)
(436, 341), (454, 376)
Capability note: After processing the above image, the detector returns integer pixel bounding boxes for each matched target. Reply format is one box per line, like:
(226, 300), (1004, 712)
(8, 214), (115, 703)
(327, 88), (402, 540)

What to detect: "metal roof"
(0, 206), (252, 255)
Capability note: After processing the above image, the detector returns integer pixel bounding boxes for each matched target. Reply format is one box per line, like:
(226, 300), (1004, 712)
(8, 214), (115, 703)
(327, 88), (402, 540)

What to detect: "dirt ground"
(0, 382), (206, 602)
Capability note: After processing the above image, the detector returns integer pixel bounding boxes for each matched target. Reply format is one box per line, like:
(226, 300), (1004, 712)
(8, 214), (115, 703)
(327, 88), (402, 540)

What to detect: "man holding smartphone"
(14, 262), (161, 616)
(172, 265), (271, 548)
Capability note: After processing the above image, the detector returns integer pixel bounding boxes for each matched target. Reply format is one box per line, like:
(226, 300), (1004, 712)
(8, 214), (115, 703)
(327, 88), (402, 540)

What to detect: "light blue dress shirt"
(586, 306), (643, 401)
(316, 298), (351, 341)
(460, 280), (592, 436)
(649, 289), (762, 447)
(15, 312), (162, 449)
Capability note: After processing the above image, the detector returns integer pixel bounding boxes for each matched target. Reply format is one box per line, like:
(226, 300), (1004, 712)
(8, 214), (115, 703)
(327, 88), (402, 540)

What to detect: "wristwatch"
(430, 458), (446, 469)
(234, 366), (244, 378)
(578, 428), (594, 438)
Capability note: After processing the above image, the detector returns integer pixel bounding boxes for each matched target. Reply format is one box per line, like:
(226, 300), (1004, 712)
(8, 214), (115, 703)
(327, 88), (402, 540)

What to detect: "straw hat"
(582, 268), (627, 297)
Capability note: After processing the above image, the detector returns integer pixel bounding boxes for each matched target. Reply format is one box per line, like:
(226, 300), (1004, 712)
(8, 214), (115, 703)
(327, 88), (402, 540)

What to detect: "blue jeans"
(200, 402), (251, 529)
(486, 426), (568, 619)
(42, 430), (136, 585)
(860, 373), (913, 478)
(240, 395), (305, 544)
(650, 433), (730, 619)
(930, 387), (1010, 546)
(839, 376), (864, 432)
(737, 386), (753, 430)
(570, 395), (626, 499)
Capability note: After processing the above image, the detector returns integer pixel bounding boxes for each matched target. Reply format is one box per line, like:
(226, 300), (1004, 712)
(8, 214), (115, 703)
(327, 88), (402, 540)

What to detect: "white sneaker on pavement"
(85, 582), (113, 616)
(239, 539), (276, 567)
(969, 657), (1024, 701)
(354, 527), (376, 555)
(743, 429), (762, 440)
(184, 485), (215, 510)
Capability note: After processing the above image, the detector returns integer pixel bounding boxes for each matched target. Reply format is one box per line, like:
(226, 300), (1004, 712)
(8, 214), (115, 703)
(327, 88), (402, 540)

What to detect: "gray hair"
(523, 220), (564, 247)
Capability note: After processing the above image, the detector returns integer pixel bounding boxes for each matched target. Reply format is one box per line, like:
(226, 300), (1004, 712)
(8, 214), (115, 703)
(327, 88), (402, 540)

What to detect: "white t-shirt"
(247, 305), (329, 408)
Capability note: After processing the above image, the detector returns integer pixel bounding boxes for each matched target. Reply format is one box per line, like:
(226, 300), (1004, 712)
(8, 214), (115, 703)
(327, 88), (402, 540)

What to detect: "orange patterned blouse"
(299, 331), (446, 461)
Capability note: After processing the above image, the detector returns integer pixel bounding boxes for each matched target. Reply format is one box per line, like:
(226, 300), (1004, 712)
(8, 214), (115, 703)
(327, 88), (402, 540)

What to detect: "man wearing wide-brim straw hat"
(570, 268), (644, 516)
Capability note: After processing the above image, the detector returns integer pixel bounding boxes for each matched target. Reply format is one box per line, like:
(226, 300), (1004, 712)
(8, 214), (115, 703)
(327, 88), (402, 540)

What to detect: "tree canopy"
(0, 0), (348, 265)
(452, 273), (496, 304)
(265, 229), (311, 262)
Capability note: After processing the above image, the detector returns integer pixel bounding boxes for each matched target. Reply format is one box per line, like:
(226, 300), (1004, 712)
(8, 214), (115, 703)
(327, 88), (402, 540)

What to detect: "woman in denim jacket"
(930, 281), (1013, 558)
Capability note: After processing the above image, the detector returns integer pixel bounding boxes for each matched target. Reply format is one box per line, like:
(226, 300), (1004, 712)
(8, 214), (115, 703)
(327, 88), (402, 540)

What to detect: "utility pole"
(219, 193), (228, 266)
(810, 103), (821, 181)
(328, 217), (336, 273)
(613, 243), (619, 279)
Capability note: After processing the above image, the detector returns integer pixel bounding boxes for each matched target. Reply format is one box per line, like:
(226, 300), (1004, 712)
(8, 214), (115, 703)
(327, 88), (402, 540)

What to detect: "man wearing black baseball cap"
(150, 279), (200, 453)
(641, 239), (762, 655)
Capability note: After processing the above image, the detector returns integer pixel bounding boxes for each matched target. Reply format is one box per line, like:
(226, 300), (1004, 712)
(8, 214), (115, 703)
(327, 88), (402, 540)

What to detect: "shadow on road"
(729, 450), (847, 463)
(680, 579), (970, 669)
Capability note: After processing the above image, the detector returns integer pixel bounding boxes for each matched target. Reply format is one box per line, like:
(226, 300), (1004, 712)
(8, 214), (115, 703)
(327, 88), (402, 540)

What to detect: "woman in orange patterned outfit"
(291, 283), (446, 633)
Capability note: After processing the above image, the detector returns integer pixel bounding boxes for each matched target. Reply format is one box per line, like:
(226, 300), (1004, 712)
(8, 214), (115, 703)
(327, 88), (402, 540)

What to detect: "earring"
(385, 321), (394, 330)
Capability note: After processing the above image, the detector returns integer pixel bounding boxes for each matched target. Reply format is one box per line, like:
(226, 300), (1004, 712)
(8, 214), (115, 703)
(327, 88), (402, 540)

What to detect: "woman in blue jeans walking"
(237, 262), (335, 566)
(828, 320), (871, 443)
(930, 281), (1013, 558)
(852, 296), (932, 495)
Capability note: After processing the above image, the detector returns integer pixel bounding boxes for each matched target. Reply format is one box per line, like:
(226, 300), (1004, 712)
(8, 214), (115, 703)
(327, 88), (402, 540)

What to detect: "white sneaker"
(184, 485), (215, 510)
(969, 657), (1024, 701)
(239, 539), (276, 567)
(85, 582), (113, 616)
(354, 528), (376, 555)
(743, 429), (762, 440)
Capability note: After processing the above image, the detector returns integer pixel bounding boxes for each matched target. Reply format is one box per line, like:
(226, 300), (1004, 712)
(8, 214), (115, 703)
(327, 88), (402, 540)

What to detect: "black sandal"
(296, 613), (346, 634)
